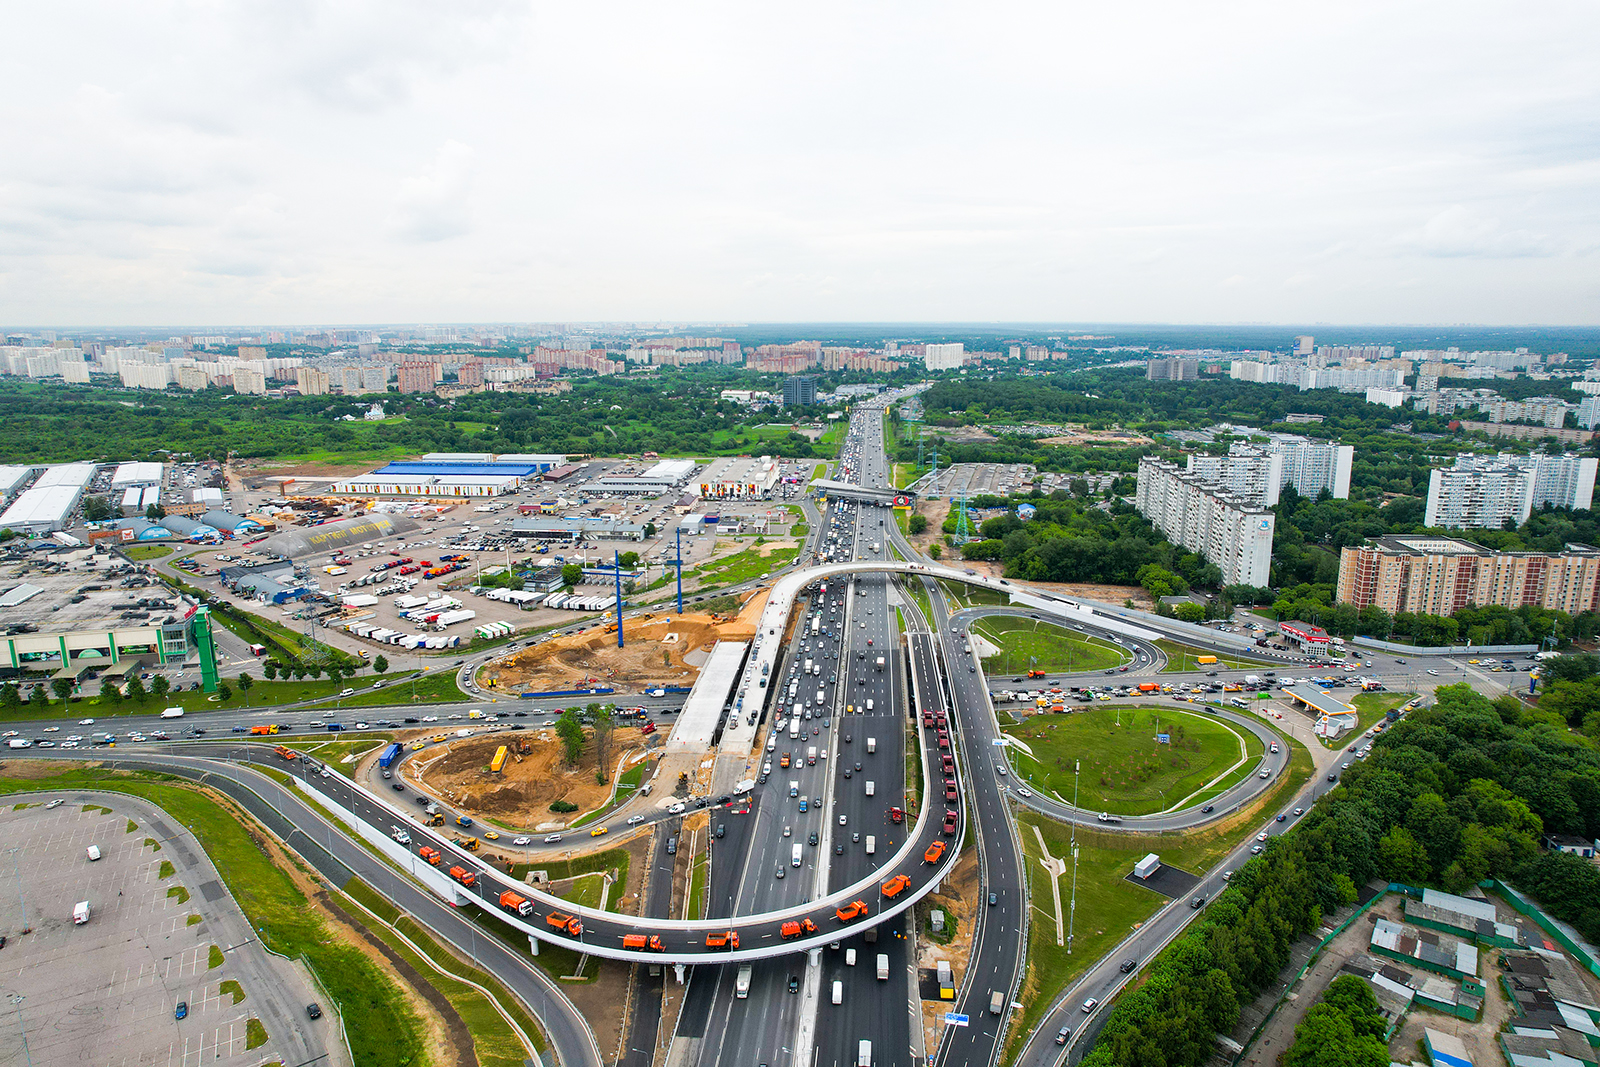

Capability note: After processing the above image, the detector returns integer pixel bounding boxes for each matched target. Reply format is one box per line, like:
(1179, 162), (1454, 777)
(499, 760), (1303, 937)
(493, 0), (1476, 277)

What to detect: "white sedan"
(627, 814), (646, 825)
(422, 716), (439, 723)
(79, 718), (95, 725)
(512, 837), (531, 846)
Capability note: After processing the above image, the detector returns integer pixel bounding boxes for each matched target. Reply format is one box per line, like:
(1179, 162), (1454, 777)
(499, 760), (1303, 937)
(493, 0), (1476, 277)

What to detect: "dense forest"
(0, 371), (830, 464)
(1082, 682), (1600, 1067)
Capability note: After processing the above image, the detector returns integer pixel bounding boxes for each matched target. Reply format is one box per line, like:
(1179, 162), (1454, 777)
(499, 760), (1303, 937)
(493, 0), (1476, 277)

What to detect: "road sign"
(944, 1013), (969, 1027)
(991, 738), (1006, 746)
(1156, 733), (1170, 744)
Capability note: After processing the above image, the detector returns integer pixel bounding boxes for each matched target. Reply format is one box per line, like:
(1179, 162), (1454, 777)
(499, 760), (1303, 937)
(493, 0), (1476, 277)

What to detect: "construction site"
(402, 725), (657, 831)
(478, 595), (766, 695)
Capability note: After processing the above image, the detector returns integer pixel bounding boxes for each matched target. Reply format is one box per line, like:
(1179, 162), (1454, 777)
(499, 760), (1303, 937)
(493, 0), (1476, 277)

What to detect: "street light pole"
(7, 995), (32, 1067)
(1067, 759), (1080, 954)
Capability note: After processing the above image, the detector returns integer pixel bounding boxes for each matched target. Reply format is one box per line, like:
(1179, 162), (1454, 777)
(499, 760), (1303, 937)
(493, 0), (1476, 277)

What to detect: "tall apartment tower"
(1135, 457), (1275, 587)
(1185, 437), (1353, 506)
(1424, 453), (1597, 529)
(1145, 358), (1199, 382)
(781, 376), (817, 407)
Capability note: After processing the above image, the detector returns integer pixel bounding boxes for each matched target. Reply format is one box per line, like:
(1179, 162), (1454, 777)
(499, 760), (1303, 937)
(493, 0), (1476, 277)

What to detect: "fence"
(1483, 878), (1600, 980)
(1349, 637), (1538, 657)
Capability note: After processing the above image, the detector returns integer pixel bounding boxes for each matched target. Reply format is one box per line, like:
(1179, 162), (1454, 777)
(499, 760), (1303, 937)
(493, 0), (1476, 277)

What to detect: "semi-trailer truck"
(377, 742), (403, 772)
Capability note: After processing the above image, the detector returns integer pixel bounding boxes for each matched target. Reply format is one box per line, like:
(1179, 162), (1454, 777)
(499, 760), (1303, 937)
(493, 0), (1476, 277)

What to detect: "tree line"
(1082, 682), (1600, 1067)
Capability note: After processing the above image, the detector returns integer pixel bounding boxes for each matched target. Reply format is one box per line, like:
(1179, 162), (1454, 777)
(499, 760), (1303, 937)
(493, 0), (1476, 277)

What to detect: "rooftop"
(0, 561), (182, 634)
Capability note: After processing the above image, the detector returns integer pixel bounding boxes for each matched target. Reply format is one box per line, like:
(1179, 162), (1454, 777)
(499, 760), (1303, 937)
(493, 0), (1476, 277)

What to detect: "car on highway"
(1257, 831), (1269, 841)
(484, 831), (500, 840)
(513, 837), (531, 845)
(1201, 804), (1214, 814)
(627, 814), (645, 825)
(1082, 998), (1098, 1012)
(1251, 844), (1264, 853)
(1056, 1026), (1071, 1045)
(543, 834), (563, 843)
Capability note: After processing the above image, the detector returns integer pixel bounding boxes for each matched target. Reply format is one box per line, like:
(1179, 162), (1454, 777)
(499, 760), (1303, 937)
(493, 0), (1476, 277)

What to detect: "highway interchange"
(6, 388), (1537, 1067)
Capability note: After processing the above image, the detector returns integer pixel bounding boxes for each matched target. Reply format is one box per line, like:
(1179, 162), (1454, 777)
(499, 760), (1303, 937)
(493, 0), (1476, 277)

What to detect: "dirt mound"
(411, 726), (653, 827)
(483, 595), (766, 695)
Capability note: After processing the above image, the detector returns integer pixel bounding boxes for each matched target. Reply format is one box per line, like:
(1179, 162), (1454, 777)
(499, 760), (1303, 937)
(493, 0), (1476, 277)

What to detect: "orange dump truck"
(925, 840), (947, 864)
(499, 891), (533, 917)
(547, 912), (583, 936)
(881, 874), (911, 898)
(705, 930), (740, 950)
(273, 745), (297, 761)
(780, 918), (819, 940)
(418, 846), (441, 866)
(1138, 683), (1159, 693)
(835, 899), (869, 923)
(623, 934), (665, 951)
(448, 865), (476, 887)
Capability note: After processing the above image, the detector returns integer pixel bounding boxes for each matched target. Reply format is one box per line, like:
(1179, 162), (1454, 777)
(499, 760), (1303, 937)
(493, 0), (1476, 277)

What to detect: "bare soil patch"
(408, 729), (655, 830)
(483, 598), (763, 695)
(918, 845), (980, 1054)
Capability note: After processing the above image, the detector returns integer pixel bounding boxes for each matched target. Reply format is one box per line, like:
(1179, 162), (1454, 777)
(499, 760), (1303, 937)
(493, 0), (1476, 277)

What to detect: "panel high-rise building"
(1185, 436), (1353, 506)
(1135, 457), (1275, 587)
(1146, 357), (1198, 382)
(1424, 453), (1597, 529)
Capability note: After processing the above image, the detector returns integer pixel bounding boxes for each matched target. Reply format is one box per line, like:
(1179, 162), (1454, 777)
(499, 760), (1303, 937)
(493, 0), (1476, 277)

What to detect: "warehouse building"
(0, 466), (38, 499)
(511, 517), (647, 542)
(110, 461), (164, 488)
(113, 519), (173, 541)
(0, 462), (97, 534)
(595, 458), (698, 495)
(696, 456), (781, 500)
(0, 564), (220, 690)
(202, 511), (264, 537)
(328, 472), (522, 497)
(255, 512), (423, 559)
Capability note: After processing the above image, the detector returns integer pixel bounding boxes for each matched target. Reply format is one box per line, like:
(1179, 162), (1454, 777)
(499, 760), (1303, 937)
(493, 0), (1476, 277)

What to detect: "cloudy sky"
(2, 1), (1597, 326)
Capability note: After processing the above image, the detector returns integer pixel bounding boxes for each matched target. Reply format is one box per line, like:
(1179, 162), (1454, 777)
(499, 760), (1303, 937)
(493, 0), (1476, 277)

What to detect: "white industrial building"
(327, 473), (521, 498)
(0, 463), (97, 534)
(595, 458), (699, 495)
(111, 462), (164, 488)
(1185, 435), (1353, 506)
(695, 456), (781, 500)
(1136, 457), (1275, 587)
(0, 466), (37, 498)
(1425, 453), (1598, 529)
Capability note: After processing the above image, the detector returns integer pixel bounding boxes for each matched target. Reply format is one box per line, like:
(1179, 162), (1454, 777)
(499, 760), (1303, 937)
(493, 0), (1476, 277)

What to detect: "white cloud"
(0, 0), (1596, 324)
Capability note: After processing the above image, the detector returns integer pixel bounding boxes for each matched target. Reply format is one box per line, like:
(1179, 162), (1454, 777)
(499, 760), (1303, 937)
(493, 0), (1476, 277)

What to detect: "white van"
(85, 845), (101, 862)
(865, 781), (875, 796)
(846, 948), (857, 966)
(792, 843), (803, 867)
(832, 980), (843, 1005)
(858, 1041), (872, 1067)
(865, 836), (876, 854)
(865, 699), (874, 711)
(73, 901), (91, 925)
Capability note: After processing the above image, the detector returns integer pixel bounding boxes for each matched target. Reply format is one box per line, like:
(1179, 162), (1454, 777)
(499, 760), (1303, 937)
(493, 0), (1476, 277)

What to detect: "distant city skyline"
(2, 3), (1596, 326)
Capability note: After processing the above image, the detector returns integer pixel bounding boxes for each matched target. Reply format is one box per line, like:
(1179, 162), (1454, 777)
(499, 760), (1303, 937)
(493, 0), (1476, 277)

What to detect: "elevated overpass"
(807, 478), (916, 506)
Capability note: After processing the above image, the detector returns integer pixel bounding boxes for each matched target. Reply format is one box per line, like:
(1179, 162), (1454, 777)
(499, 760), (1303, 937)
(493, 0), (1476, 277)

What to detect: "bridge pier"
(807, 948), (821, 967)
(673, 963), (687, 984)
(527, 935), (540, 956)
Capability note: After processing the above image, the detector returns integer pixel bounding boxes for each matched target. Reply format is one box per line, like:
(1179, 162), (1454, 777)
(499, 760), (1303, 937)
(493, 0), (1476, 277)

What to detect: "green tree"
(263, 661), (278, 681)
(1376, 825), (1431, 884)
(124, 674), (147, 703)
(217, 682), (233, 702)
(644, 522), (657, 538)
(1173, 602), (1207, 623)
(561, 563), (583, 589)
(592, 704), (615, 783)
(0, 683), (19, 711)
(373, 654), (389, 675)
(929, 543), (942, 560)
(145, 503), (166, 521)
(51, 677), (74, 703)
(150, 675), (170, 701)
(81, 495), (112, 522)
(237, 673), (253, 706)
(555, 710), (584, 766)
(28, 685), (48, 708)
(908, 514), (928, 535)
(99, 678), (122, 706)
(617, 551), (640, 569)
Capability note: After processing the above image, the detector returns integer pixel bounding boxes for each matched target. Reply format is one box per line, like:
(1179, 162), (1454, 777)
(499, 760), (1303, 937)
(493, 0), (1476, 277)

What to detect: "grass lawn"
(1003, 705), (1257, 815)
(0, 767), (429, 1067)
(971, 616), (1126, 675)
(281, 738), (388, 777)
(906, 582), (935, 629)
(690, 545), (798, 587)
(894, 509), (910, 535)
(123, 544), (174, 561)
(892, 463), (914, 489)
(1348, 691), (1415, 740)
(1154, 638), (1269, 672)
(687, 851), (708, 921)
(938, 580), (1008, 609)
(1004, 729), (1313, 1063)
(340, 880), (546, 1063)
(316, 671), (467, 709)
(554, 872), (607, 910)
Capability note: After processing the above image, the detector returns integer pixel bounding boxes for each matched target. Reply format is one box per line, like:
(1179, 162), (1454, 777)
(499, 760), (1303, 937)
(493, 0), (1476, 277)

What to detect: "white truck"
(792, 843), (803, 867)
(875, 656), (885, 672)
(161, 707), (184, 719)
(73, 901), (91, 925)
(1244, 675), (1261, 687)
(804, 659), (813, 675)
(807, 746), (818, 765)
(736, 965), (753, 999)
(858, 1041), (872, 1067)
(876, 953), (890, 980)
(866, 737), (877, 754)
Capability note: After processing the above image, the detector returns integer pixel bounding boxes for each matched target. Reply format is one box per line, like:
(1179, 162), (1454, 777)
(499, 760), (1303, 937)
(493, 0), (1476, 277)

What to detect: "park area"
(969, 615), (1127, 674)
(1003, 705), (1262, 815)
